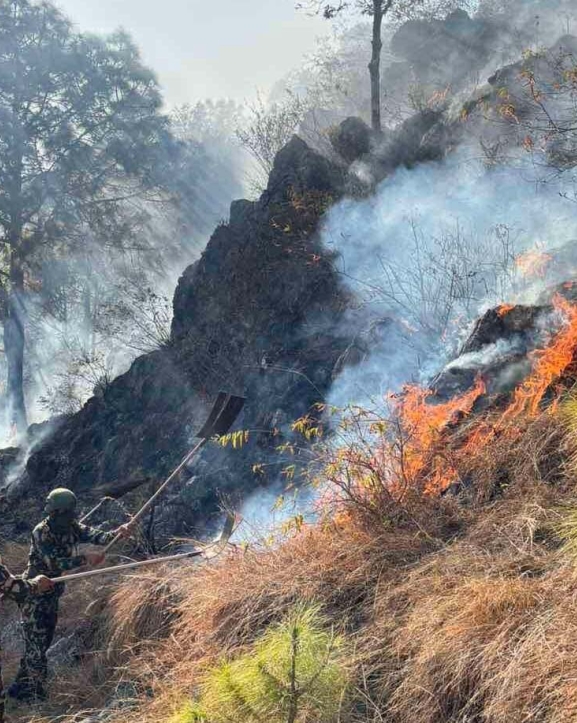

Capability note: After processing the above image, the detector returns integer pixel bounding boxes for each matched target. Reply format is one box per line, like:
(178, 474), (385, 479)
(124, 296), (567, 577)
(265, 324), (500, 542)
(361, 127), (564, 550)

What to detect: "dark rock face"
(329, 117), (372, 164)
(460, 306), (546, 356)
(430, 238), (577, 403)
(0, 447), (18, 489)
(431, 304), (553, 401)
(431, 240), (577, 402)
(2, 136), (353, 540)
(7, 21), (577, 540)
(375, 109), (446, 172)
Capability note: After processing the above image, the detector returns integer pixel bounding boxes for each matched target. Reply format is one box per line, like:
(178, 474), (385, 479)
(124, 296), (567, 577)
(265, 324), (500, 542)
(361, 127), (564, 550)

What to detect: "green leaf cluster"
(169, 604), (348, 723)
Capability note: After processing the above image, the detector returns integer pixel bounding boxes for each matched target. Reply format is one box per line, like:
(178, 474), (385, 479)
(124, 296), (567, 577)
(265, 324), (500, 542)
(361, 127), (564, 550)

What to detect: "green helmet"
(45, 488), (77, 514)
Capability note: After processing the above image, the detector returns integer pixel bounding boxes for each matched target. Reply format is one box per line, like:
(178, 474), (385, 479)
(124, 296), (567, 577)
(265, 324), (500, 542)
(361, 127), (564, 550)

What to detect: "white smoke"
(322, 150), (577, 408)
(232, 485), (317, 544)
(445, 337), (525, 371)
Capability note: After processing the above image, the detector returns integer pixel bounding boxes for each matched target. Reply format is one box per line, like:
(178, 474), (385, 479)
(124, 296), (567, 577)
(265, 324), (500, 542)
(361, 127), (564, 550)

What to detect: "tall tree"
(297, 1), (404, 134)
(296, 0), (471, 134)
(0, 0), (170, 433)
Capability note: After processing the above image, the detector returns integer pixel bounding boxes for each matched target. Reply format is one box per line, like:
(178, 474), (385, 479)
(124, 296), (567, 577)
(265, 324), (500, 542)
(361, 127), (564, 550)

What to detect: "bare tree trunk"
(4, 256), (27, 434)
(368, 0), (393, 135)
(4, 42), (28, 435)
(368, 1), (384, 134)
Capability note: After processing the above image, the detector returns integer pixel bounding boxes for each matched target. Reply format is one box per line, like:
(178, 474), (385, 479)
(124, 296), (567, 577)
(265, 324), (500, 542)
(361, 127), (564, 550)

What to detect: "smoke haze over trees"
(0, 0), (173, 434)
(1, 0), (577, 443)
(0, 4), (248, 439)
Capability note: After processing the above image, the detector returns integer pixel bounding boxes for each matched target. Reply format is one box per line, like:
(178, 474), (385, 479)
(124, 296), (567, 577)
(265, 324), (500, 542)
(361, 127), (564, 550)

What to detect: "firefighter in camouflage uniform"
(9, 488), (132, 702)
(0, 561), (53, 720)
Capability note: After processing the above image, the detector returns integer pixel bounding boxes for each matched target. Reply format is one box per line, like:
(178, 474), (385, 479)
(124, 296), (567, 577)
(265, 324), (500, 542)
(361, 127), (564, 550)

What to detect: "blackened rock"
(391, 10), (504, 95)
(266, 135), (346, 200)
(329, 117), (372, 164)
(431, 304), (549, 400)
(461, 305), (546, 355)
(2, 134), (354, 543)
(0, 447), (19, 489)
(375, 109), (446, 173)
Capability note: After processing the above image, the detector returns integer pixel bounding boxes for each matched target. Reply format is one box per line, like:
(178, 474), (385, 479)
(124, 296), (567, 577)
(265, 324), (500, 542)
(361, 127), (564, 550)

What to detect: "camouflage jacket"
(24, 519), (116, 578)
(0, 564), (36, 604)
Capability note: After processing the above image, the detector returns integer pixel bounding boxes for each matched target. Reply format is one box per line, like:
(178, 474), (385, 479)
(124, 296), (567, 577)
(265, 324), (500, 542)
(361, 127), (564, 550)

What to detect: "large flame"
(515, 250), (553, 278)
(392, 376), (486, 494)
(331, 296), (577, 508)
(502, 295), (577, 420)
(382, 296), (577, 497)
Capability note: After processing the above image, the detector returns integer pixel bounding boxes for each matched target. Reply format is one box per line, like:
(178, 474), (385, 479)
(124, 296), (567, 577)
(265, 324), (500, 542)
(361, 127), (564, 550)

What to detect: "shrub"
(200, 604), (348, 723)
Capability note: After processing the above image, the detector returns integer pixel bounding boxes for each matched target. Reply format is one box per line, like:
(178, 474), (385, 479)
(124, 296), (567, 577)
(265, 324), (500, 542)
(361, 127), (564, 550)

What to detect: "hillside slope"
(8, 288), (577, 723)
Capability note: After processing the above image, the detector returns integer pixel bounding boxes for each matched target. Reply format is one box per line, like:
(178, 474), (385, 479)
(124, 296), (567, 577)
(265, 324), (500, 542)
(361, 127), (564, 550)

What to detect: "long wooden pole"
(52, 548), (205, 583)
(79, 497), (116, 524)
(52, 512), (237, 584)
(103, 438), (207, 555)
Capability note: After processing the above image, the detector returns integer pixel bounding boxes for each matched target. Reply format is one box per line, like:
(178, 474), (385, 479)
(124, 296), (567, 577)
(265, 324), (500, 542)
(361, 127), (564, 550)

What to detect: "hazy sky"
(55, 0), (329, 108)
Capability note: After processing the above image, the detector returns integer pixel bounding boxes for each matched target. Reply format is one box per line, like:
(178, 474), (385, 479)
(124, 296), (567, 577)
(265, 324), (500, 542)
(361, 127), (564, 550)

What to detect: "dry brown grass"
(359, 527), (577, 723)
(89, 520), (437, 722)
(11, 402), (577, 723)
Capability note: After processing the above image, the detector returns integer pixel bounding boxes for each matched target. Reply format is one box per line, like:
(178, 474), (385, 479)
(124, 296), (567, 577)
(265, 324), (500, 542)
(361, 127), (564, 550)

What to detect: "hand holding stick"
(102, 392), (245, 557)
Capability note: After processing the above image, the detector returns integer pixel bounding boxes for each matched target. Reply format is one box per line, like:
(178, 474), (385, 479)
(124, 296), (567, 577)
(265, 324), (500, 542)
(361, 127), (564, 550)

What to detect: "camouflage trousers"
(15, 586), (62, 691)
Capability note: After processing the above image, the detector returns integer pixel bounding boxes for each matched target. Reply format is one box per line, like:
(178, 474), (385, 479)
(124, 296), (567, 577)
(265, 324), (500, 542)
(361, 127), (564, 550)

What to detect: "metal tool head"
(196, 392), (246, 439)
(219, 510), (237, 541)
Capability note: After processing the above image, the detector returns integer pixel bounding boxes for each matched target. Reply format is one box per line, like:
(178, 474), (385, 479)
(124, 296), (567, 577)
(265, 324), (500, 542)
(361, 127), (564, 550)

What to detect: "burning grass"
(37, 461), (577, 723)
(496, 303), (515, 317)
(15, 297), (577, 723)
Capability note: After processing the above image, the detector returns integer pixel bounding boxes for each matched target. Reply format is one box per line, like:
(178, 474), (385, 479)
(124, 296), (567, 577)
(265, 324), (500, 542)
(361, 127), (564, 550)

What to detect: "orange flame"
(515, 250), (552, 278)
(345, 297), (577, 509)
(393, 376), (486, 493)
(497, 304), (515, 318)
(502, 295), (577, 420)
(386, 297), (577, 497)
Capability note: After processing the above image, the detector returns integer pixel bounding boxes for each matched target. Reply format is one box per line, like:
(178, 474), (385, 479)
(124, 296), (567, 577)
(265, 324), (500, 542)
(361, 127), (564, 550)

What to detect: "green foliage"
(562, 393), (577, 434)
(0, 0), (169, 255)
(167, 701), (208, 723)
(200, 604), (348, 723)
(0, 0), (174, 427)
(217, 430), (250, 449)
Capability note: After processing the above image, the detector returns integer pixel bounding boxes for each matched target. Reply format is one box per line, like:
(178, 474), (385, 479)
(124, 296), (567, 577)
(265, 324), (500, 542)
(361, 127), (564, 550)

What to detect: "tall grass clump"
(553, 504), (577, 563)
(199, 603), (348, 723)
(167, 701), (207, 723)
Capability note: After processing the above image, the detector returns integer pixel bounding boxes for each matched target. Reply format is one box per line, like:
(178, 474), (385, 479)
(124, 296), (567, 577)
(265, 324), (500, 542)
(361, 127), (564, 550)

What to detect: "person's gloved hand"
(84, 551), (105, 567)
(32, 575), (55, 594)
(115, 523), (134, 539)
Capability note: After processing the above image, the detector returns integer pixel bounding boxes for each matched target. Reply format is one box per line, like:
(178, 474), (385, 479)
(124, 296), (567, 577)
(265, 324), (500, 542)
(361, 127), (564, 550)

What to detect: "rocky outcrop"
(329, 117), (372, 164)
(1, 136), (353, 541)
(430, 305), (545, 401)
(6, 21), (577, 542)
(390, 9), (506, 91)
(430, 288), (575, 403)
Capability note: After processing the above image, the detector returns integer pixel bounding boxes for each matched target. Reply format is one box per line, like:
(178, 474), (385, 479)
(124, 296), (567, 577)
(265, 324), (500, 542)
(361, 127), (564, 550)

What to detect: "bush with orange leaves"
(307, 294), (577, 535)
